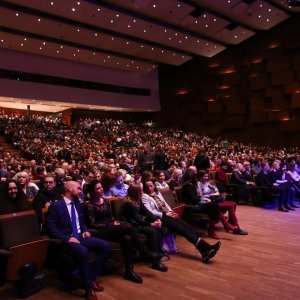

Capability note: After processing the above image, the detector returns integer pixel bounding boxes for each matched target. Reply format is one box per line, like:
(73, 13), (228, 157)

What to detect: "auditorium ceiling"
(0, 0), (299, 112)
(0, 0), (298, 74)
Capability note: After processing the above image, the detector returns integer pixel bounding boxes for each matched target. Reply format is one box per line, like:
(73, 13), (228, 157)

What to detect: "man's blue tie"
(70, 202), (79, 238)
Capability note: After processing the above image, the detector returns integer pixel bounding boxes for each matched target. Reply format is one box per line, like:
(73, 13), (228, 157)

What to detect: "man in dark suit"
(46, 181), (111, 300)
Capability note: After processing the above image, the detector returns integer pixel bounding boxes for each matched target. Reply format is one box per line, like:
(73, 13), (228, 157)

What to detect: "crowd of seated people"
(1, 112), (300, 299)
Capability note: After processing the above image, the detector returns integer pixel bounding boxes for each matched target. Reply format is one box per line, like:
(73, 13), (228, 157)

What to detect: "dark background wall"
(158, 14), (300, 148)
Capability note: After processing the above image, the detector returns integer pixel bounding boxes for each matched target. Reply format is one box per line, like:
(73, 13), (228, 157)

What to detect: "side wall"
(159, 15), (300, 148)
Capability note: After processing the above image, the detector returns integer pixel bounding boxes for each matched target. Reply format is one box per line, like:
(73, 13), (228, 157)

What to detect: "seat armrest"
(0, 248), (14, 256)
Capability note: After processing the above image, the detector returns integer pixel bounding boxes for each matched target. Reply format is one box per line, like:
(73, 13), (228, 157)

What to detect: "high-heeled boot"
(219, 214), (239, 232)
(195, 238), (221, 263)
(124, 264), (143, 283)
(208, 220), (220, 239)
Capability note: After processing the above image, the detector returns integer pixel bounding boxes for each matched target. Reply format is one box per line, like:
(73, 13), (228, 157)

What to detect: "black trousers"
(161, 216), (198, 245)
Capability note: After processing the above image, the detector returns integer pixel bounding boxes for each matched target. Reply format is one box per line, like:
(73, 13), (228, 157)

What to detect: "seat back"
(209, 170), (216, 181)
(226, 173), (232, 184)
(160, 189), (177, 208)
(174, 186), (183, 204)
(0, 211), (49, 281)
(160, 188), (185, 218)
(110, 198), (124, 220)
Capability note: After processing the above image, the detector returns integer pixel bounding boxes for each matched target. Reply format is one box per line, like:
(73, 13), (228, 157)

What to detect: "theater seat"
(0, 210), (49, 297)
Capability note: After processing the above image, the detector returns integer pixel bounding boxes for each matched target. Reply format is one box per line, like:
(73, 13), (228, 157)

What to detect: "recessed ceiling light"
(77, 1), (80, 5)
(205, 24), (208, 27)
(179, 40), (182, 43)
(77, 29), (80, 31)
(144, 29), (146, 32)
(151, 47), (154, 50)
(72, 8), (75, 12)
(1, 40), (3, 42)
(21, 43), (23, 46)
(234, 35), (237, 38)
(43, 42), (46, 45)
(133, 20), (136, 23)
(214, 19), (216, 22)
(16, 13), (19, 16)
(93, 52), (96, 55)
(24, 38), (27, 41)
(268, 8), (271, 12)
(77, 49), (80, 52)
(203, 14), (206, 18)
(73, 54), (76, 56)
(111, 37), (114, 40)
(110, 20), (114, 23)
(94, 33), (98, 36)
(116, 14), (119, 17)
(267, 19), (269, 22)
(126, 41), (130, 45)
(51, 2), (54, 5)
(38, 18), (41, 22)
(57, 50), (59, 53)
(39, 47), (42, 50)
(97, 8), (100, 11)
(60, 45), (63, 48)
(128, 25), (131, 28)
(153, 4), (156, 8)
(195, 20), (198, 23)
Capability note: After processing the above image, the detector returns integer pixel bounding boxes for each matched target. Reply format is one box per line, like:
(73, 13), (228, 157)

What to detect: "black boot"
(124, 265), (143, 283)
(152, 261), (168, 272)
(140, 247), (162, 262)
(196, 238), (221, 263)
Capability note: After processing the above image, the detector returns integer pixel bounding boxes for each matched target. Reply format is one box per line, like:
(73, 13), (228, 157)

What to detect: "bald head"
(64, 181), (82, 200)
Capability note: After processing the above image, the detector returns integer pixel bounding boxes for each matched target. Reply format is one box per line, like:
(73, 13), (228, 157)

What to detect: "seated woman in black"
(181, 169), (220, 239)
(120, 184), (168, 272)
(0, 179), (32, 215)
(85, 180), (161, 283)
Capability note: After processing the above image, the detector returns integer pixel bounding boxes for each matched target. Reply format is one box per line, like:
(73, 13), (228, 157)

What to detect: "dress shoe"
(233, 228), (248, 235)
(284, 205), (295, 211)
(124, 269), (143, 283)
(152, 262), (168, 272)
(278, 207), (289, 212)
(92, 281), (104, 292)
(290, 203), (299, 208)
(141, 248), (163, 261)
(208, 231), (220, 239)
(85, 289), (99, 300)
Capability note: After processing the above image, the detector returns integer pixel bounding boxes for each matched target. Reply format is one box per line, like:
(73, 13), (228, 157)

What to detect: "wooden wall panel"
(291, 94), (300, 108)
(202, 114), (222, 123)
(250, 75), (267, 90)
(207, 102), (222, 113)
(223, 115), (245, 128)
(249, 98), (265, 111)
(284, 82), (299, 94)
(271, 96), (290, 110)
(271, 69), (293, 85)
(251, 112), (268, 123)
(267, 57), (289, 72)
(280, 120), (300, 131)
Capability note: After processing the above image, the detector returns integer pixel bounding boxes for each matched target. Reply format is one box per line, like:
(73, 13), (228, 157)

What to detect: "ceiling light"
(39, 47), (42, 50)
(1, 40), (3, 42)
(43, 42), (46, 45)
(24, 38), (27, 41)
(116, 14), (119, 17)
(57, 50), (59, 53)
(77, 29), (80, 31)
(97, 8), (100, 11)
(144, 29), (146, 32)
(72, 8), (75, 12)
(51, 2), (54, 5)
(153, 4), (156, 8)
(205, 24), (208, 27)
(267, 19), (269, 22)
(38, 18), (41, 22)
(128, 25), (131, 28)
(151, 47), (154, 50)
(126, 41), (129, 45)
(77, 1), (80, 5)
(94, 33), (98, 36)
(133, 20), (136, 23)
(110, 20), (114, 23)
(21, 44), (23, 46)
(234, 35), (237, 38)
(195, 20), (198, 23)
(111, 37), (114, 40)
(16, 13), (19, 16)
(203, 14), (206, 18)
(60, 45), (63, 48)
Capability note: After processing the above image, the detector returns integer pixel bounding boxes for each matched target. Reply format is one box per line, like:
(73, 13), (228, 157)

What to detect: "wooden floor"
(1, 204), (300, 300)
